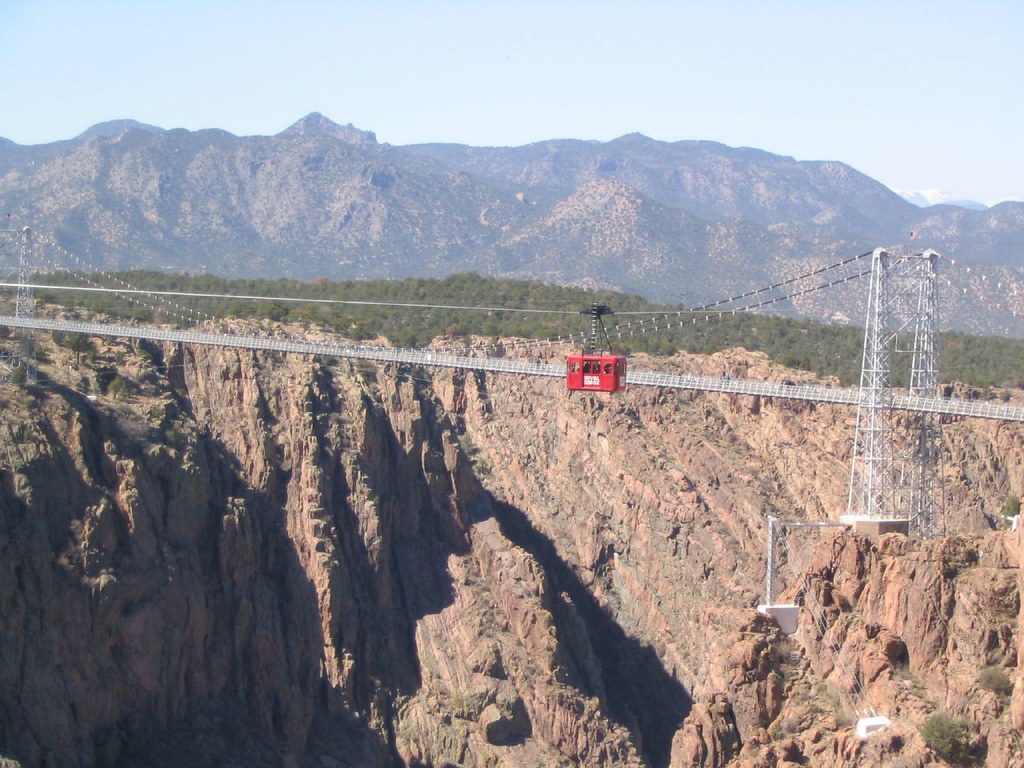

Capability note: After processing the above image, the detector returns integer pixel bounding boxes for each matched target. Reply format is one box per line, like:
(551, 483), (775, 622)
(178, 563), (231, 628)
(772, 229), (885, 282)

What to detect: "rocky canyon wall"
(0, 338), (1021, 767)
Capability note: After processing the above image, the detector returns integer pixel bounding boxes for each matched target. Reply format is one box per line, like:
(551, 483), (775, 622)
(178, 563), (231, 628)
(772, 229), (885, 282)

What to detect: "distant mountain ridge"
(76, 119), (166, 141)
(897, 189), (990, 210)
(2, 113), (1023, 334)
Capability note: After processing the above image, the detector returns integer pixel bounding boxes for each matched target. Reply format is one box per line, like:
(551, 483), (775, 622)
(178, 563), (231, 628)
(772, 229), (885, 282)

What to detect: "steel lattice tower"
(847, 248), (941, 536)
(0, 227), (36, 384)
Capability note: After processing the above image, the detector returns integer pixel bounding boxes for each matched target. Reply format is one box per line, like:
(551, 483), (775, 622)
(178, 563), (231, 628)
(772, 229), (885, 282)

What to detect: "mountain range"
(2, 113), (1023, 334)
(897, 189), (989, 210)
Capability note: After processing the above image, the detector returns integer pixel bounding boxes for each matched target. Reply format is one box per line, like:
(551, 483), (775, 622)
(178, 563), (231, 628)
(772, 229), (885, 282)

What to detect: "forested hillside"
(25, 270), (1024, 389)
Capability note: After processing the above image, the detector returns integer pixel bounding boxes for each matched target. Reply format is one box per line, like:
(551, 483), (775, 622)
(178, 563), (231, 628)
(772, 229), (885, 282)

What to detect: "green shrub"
(978, 666), (1013, 696)
(920, 713), (970, 764)
(164, 426), (185, 448)
(1002, 494), (1020, 517)
(56, 332), (94, 364)
(106, 375), (128, 400)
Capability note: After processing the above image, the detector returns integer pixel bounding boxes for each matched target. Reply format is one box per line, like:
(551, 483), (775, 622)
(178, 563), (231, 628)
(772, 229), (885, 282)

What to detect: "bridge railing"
(628, 370), (861, 406)
(2, 314), (1024, 423)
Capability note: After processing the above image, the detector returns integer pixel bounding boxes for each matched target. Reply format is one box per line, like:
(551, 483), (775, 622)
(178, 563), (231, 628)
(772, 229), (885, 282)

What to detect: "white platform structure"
(759, 516), (850, 637)
(761, 515), (893, 734)
(756, 603), (800, 635)
(856, 715), (892, 738)
(838, 515), (910, 537)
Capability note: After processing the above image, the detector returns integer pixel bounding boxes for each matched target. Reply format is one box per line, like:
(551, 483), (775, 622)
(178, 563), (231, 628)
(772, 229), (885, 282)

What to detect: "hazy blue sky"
(2, 1), (1021, 203)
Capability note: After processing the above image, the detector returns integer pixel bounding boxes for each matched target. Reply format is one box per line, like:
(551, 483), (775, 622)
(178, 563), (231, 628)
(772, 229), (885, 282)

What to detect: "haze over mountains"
(897, 189), (989, 211)
(2, 113), (1023, 334)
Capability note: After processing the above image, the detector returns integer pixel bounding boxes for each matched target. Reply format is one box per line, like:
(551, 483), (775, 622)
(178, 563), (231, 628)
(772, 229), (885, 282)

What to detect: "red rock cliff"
(0, 340), (1021, 767)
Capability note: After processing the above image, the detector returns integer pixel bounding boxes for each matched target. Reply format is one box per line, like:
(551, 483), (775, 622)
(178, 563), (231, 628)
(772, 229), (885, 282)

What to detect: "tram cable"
(606, 266), (872, 341)
(431, 252), (875, 356)
(17, 234), (880, 365)
(3, 280), (585, 317)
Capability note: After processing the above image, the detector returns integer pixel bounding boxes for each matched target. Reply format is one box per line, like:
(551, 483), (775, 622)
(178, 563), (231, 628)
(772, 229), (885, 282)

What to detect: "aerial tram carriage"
(566, 303), (627, 393)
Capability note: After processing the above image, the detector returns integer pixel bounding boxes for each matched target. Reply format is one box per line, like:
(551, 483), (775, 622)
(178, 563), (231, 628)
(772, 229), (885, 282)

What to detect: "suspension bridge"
(3, 226), (1024, 733)
(1, 311), (1022, 423)
(3, 228), (1023, 505)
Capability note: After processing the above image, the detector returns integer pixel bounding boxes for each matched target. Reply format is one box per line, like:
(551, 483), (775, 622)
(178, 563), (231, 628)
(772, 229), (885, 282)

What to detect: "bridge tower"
(0, 227), (36, 384)
(846, 248), (941, 536)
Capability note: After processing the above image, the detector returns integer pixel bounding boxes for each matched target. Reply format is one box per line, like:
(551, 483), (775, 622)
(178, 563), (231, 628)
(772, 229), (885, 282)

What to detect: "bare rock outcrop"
(1, 337), (1022, 767)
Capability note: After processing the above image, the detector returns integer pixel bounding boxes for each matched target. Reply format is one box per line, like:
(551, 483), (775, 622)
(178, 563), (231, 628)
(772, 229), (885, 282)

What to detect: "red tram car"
(565, 303), (627, 393)
(565, 354), (627, 393)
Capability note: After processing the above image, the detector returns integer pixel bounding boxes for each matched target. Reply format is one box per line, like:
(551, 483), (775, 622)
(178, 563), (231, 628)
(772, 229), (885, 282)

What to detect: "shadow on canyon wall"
(488, 496), (692, 768)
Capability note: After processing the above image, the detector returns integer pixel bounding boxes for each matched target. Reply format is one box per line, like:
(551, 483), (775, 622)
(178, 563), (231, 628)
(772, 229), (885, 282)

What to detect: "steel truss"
(847, 248), (941, 536)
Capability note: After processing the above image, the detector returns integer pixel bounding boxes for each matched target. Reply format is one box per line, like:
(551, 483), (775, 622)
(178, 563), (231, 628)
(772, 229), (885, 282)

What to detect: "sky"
(1, 1), (1022, 204)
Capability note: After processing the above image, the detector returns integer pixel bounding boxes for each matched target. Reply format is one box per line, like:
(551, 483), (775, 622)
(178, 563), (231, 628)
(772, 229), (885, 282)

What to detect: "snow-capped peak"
(897, 189), (987, 210)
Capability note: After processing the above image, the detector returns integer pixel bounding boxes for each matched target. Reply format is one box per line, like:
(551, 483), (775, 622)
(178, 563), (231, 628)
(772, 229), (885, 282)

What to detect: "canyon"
(0, 332), (1022, 767)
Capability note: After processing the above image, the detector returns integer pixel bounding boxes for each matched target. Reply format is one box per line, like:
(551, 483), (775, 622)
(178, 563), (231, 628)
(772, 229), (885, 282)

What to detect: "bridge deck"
(2, 315), (1023, 423)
